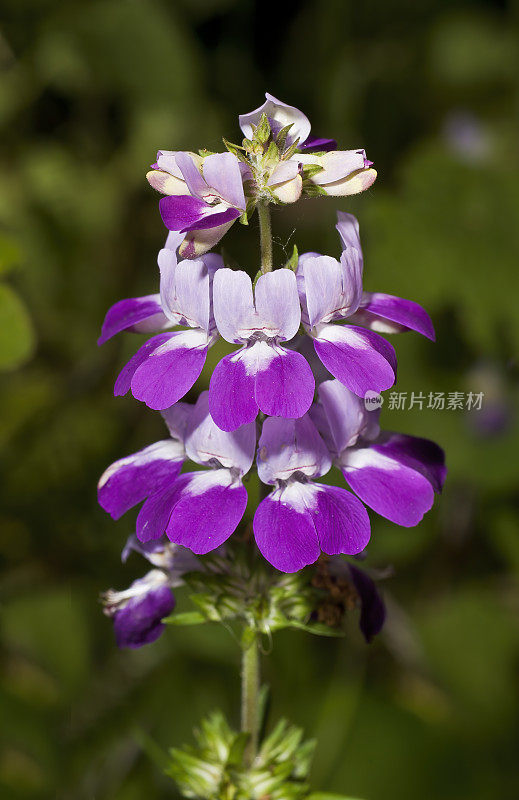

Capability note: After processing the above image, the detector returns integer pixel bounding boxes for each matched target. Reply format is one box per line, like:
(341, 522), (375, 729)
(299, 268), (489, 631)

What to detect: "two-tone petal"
(239, 93), (311, 146)
(313, 323), (397, 396)
(254, 479), (370, 573)
(98, 439), (185, 520)
(253, 416), (370, 572)
(299, 150), (377, 196)
(103, 571), (175, 649)
(210, 269), (314, 430)
(349, 293), (435, 340)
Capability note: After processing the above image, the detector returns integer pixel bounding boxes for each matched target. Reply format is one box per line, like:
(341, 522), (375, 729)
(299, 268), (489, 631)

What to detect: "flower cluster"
(98, 94), (445, 648)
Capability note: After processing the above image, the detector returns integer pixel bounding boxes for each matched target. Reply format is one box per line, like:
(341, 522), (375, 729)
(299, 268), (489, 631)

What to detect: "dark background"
(1, 1), (518, 798)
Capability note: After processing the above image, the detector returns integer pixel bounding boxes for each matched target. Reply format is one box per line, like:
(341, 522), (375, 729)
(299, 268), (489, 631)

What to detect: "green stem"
(257, 202), (273, 273)
(241, 633), (260, 766)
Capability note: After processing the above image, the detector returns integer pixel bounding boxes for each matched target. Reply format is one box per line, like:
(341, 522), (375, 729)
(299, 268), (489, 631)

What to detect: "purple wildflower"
(99, 233), (224, 410)
(99, 392), (255, 548)
(296, 211), (434, 397)
(98, 402), (190, 520)
(148, 151), (247, 258)
(209, 268), (315, 431)
(253, 415), (371, 573)
(102, 536), (198, 649)
(317, 380), (446, 527)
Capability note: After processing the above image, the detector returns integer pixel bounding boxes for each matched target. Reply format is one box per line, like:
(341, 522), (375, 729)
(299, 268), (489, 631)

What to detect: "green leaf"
(163, 611), (207, 626)
(0, 283), (35, 370)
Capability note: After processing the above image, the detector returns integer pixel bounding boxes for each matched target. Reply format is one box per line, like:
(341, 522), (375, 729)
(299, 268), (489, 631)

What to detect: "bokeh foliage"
(1, 1), (518, 798)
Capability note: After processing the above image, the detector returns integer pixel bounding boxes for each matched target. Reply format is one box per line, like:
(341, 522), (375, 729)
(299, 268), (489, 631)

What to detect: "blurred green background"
(1, 0), (518, 798)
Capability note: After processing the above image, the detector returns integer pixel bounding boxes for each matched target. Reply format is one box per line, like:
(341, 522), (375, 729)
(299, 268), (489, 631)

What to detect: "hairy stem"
(258, 202), (273, 273)
(241, 633), (260, 766)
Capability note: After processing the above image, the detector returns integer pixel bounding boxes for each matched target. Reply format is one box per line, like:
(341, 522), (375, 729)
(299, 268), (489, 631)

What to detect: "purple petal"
(302, 253), (362, 327)
(299, 136), (337, 152)
(213, 269), (301, 344)
(311, 484), (371, 556)
(158, 238), (181, 323)
(185, 392), (256, 474)
(202, 152), (245, 210)
(253, 486), (321, 573)
(98, 295), (169, 345)
(179, 220), (235, 259)
(174, 152), (208, 198)
(212, 269), (255, 344)
(239, 93), (311, 146)
(161, 401), (193, 440)
(137, 481), (183, 542)
(208, 348), (258, 432)
(159, 195), (211, 231)
(168, 258), (211, 333)
(255, 343), (315, 419)
(340, 446), (435, 526)
(257, 415), (331, 485)
(155, 150), (186, 177)
(183, 206), (240, 232)
(335, 211), (361, 254)
(318, 379), (380, 452)
(166, 470), (247, 554)
(254, 269), (302, 342)
(113, 584), (175, 649)
(348, 564), (386, 643)
(98, 440), (184, 519)
(372, 433), (446, 493)
(351, 293), (435, 341)
(314, 324), (397, 396)
(131, 329), (210, 410)
(114, 333), (173, 397)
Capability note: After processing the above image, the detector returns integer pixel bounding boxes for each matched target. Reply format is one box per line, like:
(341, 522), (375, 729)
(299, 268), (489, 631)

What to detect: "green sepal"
(282, 139), (301, 160)
(222, 138), (245, 156)
(164, 611), (207, 626)
(275, 122), (294, 152)
(302, 163), (325, 179)
(264, 140), (280, 166)
(252, 269), (262, 289)
(189, 592), (224, 622)
(198, 148), (216, 157)
(303, 183), (328, 198)
(284, 244), (299, 272)
(253, 112), (271, 144)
